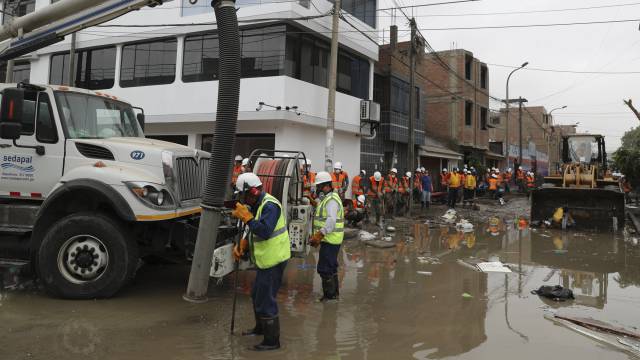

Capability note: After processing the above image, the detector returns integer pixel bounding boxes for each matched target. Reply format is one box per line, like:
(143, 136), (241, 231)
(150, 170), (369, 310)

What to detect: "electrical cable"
(417, 18), (640, 31)
(487, 63), (640, 75)
(378, 0), (480, 12)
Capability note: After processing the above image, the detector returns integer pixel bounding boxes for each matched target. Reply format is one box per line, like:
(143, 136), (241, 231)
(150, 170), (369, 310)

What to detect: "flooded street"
(2, 216), (640, 360)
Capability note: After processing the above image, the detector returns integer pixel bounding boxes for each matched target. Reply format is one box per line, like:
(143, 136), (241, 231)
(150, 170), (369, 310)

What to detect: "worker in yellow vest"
(232, 173), (290, 351)
(309, 171), (345, 301)
(462, 169), (476, 207)
(447, 168), (462, 208)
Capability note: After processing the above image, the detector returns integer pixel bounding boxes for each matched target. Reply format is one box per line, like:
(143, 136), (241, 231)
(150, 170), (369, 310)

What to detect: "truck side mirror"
(137, 113), (145, 131)
(0, 121), (22, 140)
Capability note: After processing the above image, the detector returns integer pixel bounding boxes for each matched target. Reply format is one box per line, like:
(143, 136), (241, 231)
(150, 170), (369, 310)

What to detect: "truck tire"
(37, 212), (138, 299)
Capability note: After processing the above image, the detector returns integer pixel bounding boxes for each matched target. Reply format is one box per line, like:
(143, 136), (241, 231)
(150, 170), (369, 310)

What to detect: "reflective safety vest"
(368, 177), (383, 198)
(351, 199), (364, 209)
(526, 175), (535, 188)
(384, 175), (398, 193)
(231, 164), (242, 186)
(313, 192), (344, 245)
(488, 178), (497, 191)
(504, 172), (513, 182)
(303, 171), (316, 198)
(399, 176), (410, 194)
(464, 174), (476, 189)
(352, 175), (364, 196)
(449, 173), (462, 188)
(250, 193), (291, 269)
(331, 172), (348, 191)
(516, 170), (525, 180)
(413, 174), (422, 191)
(441, 172), (450, 186)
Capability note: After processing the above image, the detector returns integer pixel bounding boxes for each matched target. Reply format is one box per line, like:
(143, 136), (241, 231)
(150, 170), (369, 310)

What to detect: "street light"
(547, 105), (567, 175)
(504, 61), (528, 168)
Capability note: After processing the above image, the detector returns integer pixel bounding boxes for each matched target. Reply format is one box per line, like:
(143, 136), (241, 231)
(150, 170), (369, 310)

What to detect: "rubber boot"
(319, 275), (337, 302)
(242, 311), (263, 336)
(333, 273), (340, 298)
(251, 317), (280, 351)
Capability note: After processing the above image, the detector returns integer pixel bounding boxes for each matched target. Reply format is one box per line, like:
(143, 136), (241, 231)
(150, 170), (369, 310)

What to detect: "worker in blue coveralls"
(232, 172), (290, 351)
(309, 171), (345, 301)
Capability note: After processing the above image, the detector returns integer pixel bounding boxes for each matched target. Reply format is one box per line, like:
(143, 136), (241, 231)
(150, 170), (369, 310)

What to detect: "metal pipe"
(67, 32), (76, 86)
(0, 0), (111, 43)
(185, 0), (240, 303)
(324, 0), (340, 172)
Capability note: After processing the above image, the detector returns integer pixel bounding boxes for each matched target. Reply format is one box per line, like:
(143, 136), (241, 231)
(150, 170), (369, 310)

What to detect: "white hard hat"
(357, 195), (365, 204)
(361, 169), (366, 175)
(443, 168), (448, 172)
(508, 168), (512, 172)
(234, 155), (243, 161)
(334, 162), (342, 170)
(519, 166), (523, 170)
(491, 174), (498, 179)
(236, 172), (262, 191)
(406, 172), (411, 177)
(314, 171), (333, 185)
(421, 167), (426, 172)
(464, 169), (468, 174)
(391, 168), (398, 174)
(374, 171), (382, 181)
(241, 158), (249, 166)
(416, 167), (421, 172)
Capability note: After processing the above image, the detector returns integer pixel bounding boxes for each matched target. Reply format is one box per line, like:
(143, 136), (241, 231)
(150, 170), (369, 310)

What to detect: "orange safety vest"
(449, 173), (462, 188)
(231, 164), (242, 185)
(441, 172), (450, 186)
(351, 199), (364, 209)
(489, 178), (497, 191)
(331, 171), (348, 191)
(504, 172), (512, 182)
(413, 174), (422, 191)
(384, 175), (398, 193)
(398, 176), (410, 194)
(368, 176), (383, 198)
(352, 175), (364, 196)
(526, 175), (535, 188)
(303, 171), (316, 198)
(516, 170), (525, 180)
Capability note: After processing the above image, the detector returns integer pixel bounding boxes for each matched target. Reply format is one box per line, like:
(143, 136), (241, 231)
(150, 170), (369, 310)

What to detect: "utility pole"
(518, 97), (523, 167)
(504, 62), (528, 168)
(408, 18), (417, 208)
(324, 0), (341, 172)
(67, 32), (77, 86)
(5, 59), (13, 82)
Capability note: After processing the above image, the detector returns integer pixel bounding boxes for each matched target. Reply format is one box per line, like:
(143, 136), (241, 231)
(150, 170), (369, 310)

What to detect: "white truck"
(0, 83), (214, 299)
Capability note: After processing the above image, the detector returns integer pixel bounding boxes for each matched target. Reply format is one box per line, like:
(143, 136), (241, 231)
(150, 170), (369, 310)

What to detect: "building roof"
(419, 136), (463, 160)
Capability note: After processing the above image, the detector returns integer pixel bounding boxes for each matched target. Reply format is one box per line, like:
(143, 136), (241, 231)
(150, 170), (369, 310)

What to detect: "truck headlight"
(125, 181), (175, 209)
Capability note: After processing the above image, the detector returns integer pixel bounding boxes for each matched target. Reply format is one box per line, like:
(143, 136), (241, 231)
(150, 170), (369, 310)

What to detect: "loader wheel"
(37, 212), (138, 299)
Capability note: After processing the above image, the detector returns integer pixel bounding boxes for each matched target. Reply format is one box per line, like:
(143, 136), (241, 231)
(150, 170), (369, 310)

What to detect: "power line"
(378, 0), (480, 12)
(377, 1), (640, 17)
(488, 63), (640, 75)
(418, 18), (640, 31)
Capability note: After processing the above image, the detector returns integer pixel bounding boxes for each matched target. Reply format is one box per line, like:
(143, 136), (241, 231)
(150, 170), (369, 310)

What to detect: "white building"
(0, 0), (379, 180)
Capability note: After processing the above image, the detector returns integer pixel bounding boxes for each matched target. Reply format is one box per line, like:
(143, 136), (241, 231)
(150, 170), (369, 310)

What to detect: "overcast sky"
(376, 0), (640, 151)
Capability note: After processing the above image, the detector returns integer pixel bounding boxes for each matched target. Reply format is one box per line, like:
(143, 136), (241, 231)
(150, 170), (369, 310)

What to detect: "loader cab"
(562, 134), (606, 168)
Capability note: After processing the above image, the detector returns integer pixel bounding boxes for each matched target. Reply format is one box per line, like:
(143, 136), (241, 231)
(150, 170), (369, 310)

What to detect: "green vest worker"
(310, 171), (345, 301)
(232, 172), (290, 351)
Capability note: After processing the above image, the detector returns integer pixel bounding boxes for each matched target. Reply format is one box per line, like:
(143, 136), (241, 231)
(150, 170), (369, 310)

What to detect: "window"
(465, 101), (473, 126)
(480, 66), (488, 89)
(201, 133), (274, 154)
(50, 46), (117, 89)
(0, 60), (30, 83)
(464, 55), (472, 81)
(0, 89), (36, 135)
(241, 26), (286, 78)
(36, 93), (58, 143)
(120, 38), (177, 87)
(391, 77), (410, 115)
(183, 33), (219, 82)
(480, 107), (488, 130)
(333, 0), (377, 28)
(2, 0), (35, 24)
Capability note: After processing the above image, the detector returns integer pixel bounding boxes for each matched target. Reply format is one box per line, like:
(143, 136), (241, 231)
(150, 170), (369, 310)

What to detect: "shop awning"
(485, 151), (505, 159)
(419, 137), (463, 160)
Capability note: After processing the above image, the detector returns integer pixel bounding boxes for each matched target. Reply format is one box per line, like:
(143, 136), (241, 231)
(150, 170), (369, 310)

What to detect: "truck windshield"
(567, 136), (598, 163)
(54, 91), (142, 139)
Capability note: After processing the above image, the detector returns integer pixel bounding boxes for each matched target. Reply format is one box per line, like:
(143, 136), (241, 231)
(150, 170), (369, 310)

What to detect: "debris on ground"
(363, 240), (396, 249)
(386, 226), (396, 232)
(462, 293), (473, 299)
(417, 256), (441, 265)
(441, 209), (457, 223)
(455, 219), (474, 232)
(531, 285), (575, 301)
(544, 310), (640, 357)
(477, 261), (512, 273)
(416, 271), (432, 276)
(358, 230), (377, 241)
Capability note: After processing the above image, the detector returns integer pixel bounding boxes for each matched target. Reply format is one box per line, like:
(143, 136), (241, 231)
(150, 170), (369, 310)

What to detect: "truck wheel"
(37, 212), (138, 299)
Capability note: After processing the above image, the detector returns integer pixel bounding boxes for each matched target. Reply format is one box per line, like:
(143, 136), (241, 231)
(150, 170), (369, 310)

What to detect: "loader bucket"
(531, 187), (625, 231)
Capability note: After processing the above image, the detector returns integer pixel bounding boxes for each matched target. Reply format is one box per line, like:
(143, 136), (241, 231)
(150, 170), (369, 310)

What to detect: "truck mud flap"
(531, 188), (625, 231)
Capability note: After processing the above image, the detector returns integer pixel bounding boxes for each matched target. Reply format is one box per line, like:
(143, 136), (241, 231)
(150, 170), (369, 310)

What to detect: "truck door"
(0, 90), (64, 199)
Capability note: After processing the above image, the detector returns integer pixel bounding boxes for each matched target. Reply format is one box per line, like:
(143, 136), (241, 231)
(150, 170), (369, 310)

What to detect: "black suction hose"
(202, 0), (241, 207)
(184, 0), (240, 302)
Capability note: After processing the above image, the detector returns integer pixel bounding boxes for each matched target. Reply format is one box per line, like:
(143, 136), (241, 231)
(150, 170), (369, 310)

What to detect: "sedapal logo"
(130, 150), (145, 160)
(1, 155), (34, 173)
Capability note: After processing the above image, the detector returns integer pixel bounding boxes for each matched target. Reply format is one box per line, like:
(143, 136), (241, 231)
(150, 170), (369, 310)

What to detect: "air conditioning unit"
(360, 100), (380, 122)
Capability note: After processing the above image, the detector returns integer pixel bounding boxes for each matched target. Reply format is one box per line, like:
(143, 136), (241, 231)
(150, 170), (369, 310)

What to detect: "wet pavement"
(1, 211), (640, 359)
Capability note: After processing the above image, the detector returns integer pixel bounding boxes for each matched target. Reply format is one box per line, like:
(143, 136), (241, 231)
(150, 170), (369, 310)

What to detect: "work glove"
(231, 203), (254, 224)
(233, 238), (249, 261)
(309, 231), (324, 248)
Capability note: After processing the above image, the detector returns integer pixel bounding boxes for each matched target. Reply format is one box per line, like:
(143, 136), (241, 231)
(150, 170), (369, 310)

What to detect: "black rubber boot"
(333, 273), (340, 298)
(251, 317), (280, 351)
(242, 311), (263, 336)
(319, 275), (338, 302)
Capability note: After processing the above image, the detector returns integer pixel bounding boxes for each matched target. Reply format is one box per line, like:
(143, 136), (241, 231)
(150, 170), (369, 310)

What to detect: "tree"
(613, 125), (640, 188)
(624, 99), (640, 122)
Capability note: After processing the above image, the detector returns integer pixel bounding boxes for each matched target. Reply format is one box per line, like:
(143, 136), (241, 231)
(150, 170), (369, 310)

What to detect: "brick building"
(498, 106), (552, 175)
(421, 49), (496, 168)
(362, 27), (426, 175)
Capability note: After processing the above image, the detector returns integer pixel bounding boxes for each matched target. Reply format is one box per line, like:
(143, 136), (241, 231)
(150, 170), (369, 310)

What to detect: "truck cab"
(0, 83), (210, 298)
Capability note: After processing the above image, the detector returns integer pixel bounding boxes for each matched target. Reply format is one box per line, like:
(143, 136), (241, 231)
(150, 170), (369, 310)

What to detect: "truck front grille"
(175, 157), (209, 201)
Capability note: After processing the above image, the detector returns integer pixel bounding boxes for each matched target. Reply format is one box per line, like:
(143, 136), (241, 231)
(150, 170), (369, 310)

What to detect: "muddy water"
(1, 222), (639, 360)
